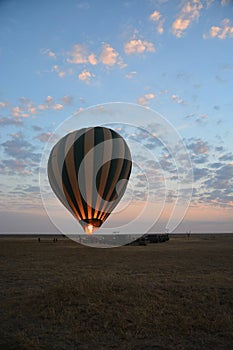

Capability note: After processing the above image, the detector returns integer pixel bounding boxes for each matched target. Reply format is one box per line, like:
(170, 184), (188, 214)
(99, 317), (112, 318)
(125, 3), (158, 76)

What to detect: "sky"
(0, 0), (233, 234)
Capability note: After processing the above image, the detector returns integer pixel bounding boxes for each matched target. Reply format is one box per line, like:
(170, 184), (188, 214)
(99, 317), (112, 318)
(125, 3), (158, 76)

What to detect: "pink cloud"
(137, 93), (155, 105)
(78, 70), (95, 84)
(99, 44), (119, 66)
(36, 132), (52, 142)
(124, 39), (155, 55)
(88, 53), (98, 65)
(203, 18), (233, 39)
(67, 44), (89, 64)
(149, 10), (164, 34)
(41, 48), (56, 59)
(172, 0), (203, 38)
(53, 103), (63, 110)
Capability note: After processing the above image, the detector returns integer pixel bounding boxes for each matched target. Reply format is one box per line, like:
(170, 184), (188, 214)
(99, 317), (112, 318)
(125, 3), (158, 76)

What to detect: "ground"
(0, 234), (232, 350)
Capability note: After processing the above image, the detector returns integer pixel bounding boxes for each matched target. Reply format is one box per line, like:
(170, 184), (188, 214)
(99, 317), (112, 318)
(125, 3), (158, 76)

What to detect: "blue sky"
(0, 0), (233, 233)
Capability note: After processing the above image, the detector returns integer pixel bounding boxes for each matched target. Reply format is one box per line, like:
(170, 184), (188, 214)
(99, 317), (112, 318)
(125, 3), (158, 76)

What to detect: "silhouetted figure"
(38, 237), (40, 243)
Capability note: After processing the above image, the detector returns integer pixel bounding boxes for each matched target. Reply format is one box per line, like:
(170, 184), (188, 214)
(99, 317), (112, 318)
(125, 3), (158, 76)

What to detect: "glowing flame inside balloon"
(87, 224), (93, 234)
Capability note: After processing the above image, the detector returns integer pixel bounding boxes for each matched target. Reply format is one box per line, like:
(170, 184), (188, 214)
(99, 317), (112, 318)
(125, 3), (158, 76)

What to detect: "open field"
(0, 235), (233, 350)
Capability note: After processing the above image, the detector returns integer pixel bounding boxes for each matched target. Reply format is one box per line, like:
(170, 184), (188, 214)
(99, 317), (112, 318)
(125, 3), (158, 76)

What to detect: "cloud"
(206, 0), (215, 7)
(99, 44), (119, 66)
(52, 65), (67, 78)
(35, 132), (52, 142)
(0, 101), (9, 108)
(36, 95), (65, 111)
(0, 159), (31, 175)
(11, 106), (29, 118)
(193, 167), (209, 181)
(1, 136), (40, 162)
(215, 146), (224, 152)
(88, 53), (98, 65)
(11, 106), (20, 117)
(149, 10), (161, 21)
(125, 71), (137, 79)
(210, 162), (223, 169)
(10, 131), (23, 139)
(187, 138), (209, 155)
(149, 10), (164, 34)
(159, 156), (176, 173)
(172, 0), (203, 38)
(10, 98), (37, 118)
(171, 94), (185, 104)
(38, 96), (53, 110)
(217, 164), (233, 180)
(53, 103), (63, 110)
(31, 125), (43, 131)
(221, 0), (232, 5)
(67, 43), (123, 68)
(195, 114), (209, 125)
(2, 139), (33, 159)
(37, 104), (47, 111)
(41, 48), (56, 58)
(190, 160), (233, 207)
(117, 57), (127, 69)
(52, 64), (59, 71)
(192, 154), (209, 164)
(203, 18), (233, 39)
(45, 95), (53, 105)
(219, 152), (233, 161)
(67, 44), (89, 64)
(48, 50), (56, 58)
(137, 93), (155, 105)
(58, 71), (66, 77)
(0, 117), (23, 126)
(185, 113), (209, 124)
(78, 70), (95, 83)
(197, 113), (208, 120)
(18, 185), (41, 193)
(204, 164), (233, 190)
(172, 19), (190, 37)
(124, 39), (155, 55)
(60, 95), (73, 105)
(67, 45), (98, 65)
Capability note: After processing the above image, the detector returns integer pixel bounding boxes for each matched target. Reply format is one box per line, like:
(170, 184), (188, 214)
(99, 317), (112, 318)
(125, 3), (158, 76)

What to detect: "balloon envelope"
(48, 126), (132, 233)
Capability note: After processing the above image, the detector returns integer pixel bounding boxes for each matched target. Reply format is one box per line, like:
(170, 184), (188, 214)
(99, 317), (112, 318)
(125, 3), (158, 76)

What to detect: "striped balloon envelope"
(48, 126), (132, 234)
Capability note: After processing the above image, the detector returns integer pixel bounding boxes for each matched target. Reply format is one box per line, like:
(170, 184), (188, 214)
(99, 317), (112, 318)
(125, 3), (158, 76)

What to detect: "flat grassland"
(0, 235), (232, 350)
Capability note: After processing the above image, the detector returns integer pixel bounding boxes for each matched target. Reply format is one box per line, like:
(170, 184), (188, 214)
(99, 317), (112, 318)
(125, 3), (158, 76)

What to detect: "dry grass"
(0, 235), (233, 349)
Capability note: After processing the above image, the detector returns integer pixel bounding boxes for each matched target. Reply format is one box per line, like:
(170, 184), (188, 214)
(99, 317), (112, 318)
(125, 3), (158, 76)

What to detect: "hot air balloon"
(48, 126), (132, 234)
